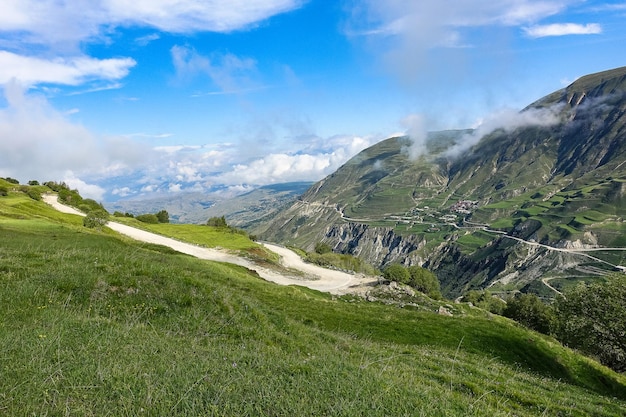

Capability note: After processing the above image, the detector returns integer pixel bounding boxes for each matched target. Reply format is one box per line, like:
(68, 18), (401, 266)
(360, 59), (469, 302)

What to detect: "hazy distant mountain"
(106, 182), (312, 227)
(261, 66), (626, 298)
(198, 182), (313, 231)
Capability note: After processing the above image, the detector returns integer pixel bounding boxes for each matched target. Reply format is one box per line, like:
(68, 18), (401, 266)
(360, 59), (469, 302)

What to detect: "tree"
(407, 265), (442, 299)
(83, 210), (108, 229)
(382, 264), (410, 284)
(552, 275), (626, 372)
(28, 180), (39, 186)
(156, 209), (170, 223)
(503, 293), (553, 334)
(206, 216), (227, 227)
(136, 214), (159, 224)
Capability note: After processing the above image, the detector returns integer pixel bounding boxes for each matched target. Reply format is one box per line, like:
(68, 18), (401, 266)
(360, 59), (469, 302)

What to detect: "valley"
(260, 66), (626, 298)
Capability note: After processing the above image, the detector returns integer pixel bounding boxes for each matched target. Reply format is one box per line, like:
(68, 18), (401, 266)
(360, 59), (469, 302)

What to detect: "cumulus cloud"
(213, 135), (374, 185)
(0, 51), (135, 86)
(63, 173), (107, 201)
(0, 81), (151, 197)
(445, 105), (563, 158)
(0, 80), (378, 199)
(524, 23), (602, 38)
(0, 0), (305, 49)
(0, 1), (302, 88)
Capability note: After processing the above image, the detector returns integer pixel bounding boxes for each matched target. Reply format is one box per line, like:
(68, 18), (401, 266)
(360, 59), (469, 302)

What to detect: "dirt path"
(42, 194), (376, 295)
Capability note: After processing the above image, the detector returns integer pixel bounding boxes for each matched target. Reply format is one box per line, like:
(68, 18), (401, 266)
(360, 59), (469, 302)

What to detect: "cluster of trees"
(114, 210), (170, 224)
(382, 264), (442, 300)
(305, 242), (378, 275)
(205, 216), (257, 240)
(462, 276), (626, 373)
(1, 178), (42, 200)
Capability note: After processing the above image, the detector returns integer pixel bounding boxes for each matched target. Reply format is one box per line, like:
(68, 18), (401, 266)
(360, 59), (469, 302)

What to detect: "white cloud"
(0, 51), (136, 86)
(168, 183), (182, 192)
(349, 0), (578, 83)
(213, 135), (374, 185)
(445, 105), (563, 158)
(401, 114), (428, 160)
(523, 23), (602, 38)
(171, 45), (258, 93)
(112, 186), (132, 197)
(0, 81), (151, 196)
(63, 173), (107, 201)
(0, 0), (305, 49)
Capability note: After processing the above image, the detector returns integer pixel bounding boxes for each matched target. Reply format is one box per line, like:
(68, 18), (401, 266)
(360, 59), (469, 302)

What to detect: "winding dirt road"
(43, 194), (376, 295)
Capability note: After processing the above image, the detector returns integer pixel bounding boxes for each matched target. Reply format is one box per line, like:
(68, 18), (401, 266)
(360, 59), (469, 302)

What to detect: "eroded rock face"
(324, 223), (426, 266)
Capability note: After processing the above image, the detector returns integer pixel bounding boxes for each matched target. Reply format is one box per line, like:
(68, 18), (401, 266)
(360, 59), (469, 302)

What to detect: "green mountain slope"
(261, 66), (626, 297)
(2, 185), (626, 415)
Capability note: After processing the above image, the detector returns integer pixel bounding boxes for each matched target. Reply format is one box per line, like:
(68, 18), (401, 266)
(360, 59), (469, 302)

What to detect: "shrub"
(503, 293), (553, 334)
(136, 214), (159, 224)
(0, 186), (8, 197)
(382, 264), (410, 284)
(407, 265), (442, 299)
(552, 275), (626, 372)
(206, 216), (227, 227)
(156, 210), (170, 223)
(463, 290), (506, 315)
(83, 210), (108, 229)
(26, 188), (42, 201)
(314, 242), (332, 254)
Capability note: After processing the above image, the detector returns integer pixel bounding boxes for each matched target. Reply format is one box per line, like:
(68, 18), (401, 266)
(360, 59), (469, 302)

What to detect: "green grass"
(111, 217), (277, 262)
(1, 195), (626, 415)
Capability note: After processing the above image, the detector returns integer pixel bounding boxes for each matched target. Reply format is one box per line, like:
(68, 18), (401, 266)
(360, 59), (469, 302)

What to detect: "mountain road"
(43, 194), (377, 295)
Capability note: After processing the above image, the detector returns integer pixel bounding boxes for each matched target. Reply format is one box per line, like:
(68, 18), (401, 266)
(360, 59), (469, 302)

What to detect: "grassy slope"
(1, 192), (626, 416)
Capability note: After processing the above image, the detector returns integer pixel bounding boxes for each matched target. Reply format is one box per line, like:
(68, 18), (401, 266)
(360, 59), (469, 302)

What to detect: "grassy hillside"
(1, 190), (626, 415)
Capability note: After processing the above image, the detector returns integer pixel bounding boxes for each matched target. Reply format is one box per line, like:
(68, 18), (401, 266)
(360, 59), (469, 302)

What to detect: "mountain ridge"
(260, 66), (626, 297)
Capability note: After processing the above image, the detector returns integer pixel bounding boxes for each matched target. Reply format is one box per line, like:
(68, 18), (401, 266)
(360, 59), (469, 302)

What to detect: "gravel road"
(43, 194), (376, 294)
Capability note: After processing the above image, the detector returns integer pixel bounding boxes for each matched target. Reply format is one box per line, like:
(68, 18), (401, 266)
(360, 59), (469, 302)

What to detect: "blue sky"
(1, 0), (625, 201)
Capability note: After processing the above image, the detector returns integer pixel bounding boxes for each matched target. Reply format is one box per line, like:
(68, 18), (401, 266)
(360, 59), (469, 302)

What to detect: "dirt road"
(43, 194), (376, 295)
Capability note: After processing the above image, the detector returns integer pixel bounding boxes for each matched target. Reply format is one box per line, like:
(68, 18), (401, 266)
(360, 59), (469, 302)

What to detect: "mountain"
(106, 182), (311, 226)
(3, 182), (626, 414)
(199, 182), (313, 231)
(261, 66), (626, 298)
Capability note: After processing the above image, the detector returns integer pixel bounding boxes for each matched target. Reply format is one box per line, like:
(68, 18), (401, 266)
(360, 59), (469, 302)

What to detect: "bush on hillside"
(0, 186), (8, 197)
(83, 210), (108, 229)
(407, 265), (442, 299)
(206, 216), (228, 227)
(156, 210), (170, 223)
(503, 293), (554, 334)
(314, 242), (332, 254)
(552, 275), (626, 373)
(463, 290), (506, 315)
(136, 214), (159, 224)
(382, 264), (411, 285)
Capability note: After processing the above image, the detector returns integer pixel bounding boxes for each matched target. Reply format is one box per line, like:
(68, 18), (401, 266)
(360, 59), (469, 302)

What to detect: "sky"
(1, 0), (625, 201)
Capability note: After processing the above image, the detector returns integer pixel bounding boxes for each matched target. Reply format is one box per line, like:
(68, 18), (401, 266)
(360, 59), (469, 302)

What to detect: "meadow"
(1, 191), (626, 416)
